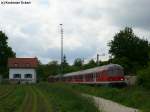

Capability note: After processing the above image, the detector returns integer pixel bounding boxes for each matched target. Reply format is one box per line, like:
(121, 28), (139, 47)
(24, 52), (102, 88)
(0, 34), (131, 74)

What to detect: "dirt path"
(19, 86), (37, 112)
(19, 86), (52, 112)
(84, 94), (139, 112)
(33, 86), (52, 112)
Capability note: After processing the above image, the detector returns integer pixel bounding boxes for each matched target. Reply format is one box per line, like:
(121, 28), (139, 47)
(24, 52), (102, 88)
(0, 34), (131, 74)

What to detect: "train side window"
(90, 74), (92, 78)
(79, 75), (82, 80)
(99, 72), (101, 76)
(101, 71), (105, 75)
(108, 70), (113, 76)
(91, 74), (93, 79)
(96, 72), (100, 78)
(99, 72), (101, 77)
(116, 69), (124, 75)
(87, 74), (89, 79)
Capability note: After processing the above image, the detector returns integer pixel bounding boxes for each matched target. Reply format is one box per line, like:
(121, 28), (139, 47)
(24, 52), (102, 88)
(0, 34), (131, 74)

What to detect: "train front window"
(108, 69), (124, 76)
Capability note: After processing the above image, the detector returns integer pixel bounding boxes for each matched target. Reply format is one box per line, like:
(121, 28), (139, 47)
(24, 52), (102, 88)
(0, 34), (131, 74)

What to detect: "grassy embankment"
(0, 83), (100, 112)
(67, 84), (150, 112)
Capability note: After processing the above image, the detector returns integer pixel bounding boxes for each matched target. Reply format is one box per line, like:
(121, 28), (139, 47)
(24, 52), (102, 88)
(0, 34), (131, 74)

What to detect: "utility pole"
(60, 24), (64, 80)
(97, 54), (99, 66)
(96, 53), (105, 66)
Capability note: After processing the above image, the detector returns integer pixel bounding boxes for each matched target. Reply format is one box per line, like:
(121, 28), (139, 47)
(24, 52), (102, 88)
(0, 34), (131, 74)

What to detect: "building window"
(13, 74), (21, 78)
(24, 74), (32, 78)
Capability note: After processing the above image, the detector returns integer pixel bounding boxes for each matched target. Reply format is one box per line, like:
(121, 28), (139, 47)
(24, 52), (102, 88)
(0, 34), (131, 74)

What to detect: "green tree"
(37, 60), (60, 80)
(0, 31), (15, 77)
(62, 55), (71, 73)
(36, 59), (45, 81)
(47, 60), (60, 76)
(137, 63), (150, 89)
(108, 27), (149, 73)
(73, 58), (83, 67)
(62, 55), (69, 67)
(72, 58), (84, 71)
(88, 59), (96, 66)
(36, 64), (45, 81)
(84, 59), (97, 69)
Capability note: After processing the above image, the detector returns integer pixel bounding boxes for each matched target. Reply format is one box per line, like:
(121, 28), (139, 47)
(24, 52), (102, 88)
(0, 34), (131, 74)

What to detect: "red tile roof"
(8, 58), (38, 68)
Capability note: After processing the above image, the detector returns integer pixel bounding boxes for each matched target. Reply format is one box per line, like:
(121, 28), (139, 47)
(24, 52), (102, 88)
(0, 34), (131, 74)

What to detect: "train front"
(105, 64), (126, 86)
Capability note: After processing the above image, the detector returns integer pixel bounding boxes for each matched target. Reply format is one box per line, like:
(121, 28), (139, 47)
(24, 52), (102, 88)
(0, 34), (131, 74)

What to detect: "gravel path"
(84, 94), (139, 112)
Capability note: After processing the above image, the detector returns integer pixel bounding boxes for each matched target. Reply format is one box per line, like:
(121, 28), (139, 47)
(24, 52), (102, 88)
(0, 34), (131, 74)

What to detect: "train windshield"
(108, 69), (124, 76)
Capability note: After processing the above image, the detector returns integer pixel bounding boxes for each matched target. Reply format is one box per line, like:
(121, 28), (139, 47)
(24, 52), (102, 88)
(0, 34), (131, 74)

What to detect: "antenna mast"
(60, 24), (64, 77)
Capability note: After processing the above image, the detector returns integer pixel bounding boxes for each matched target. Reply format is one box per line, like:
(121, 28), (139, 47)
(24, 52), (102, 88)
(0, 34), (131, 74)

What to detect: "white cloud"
(0, 0), (149, 64)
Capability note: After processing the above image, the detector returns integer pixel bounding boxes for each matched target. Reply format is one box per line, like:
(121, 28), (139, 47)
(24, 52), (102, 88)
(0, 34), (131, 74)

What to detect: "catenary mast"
(60, 24), (64, 79)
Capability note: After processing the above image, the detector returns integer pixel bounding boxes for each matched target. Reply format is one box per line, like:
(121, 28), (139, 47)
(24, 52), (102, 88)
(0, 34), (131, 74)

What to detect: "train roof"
(63, 64), (123, 77)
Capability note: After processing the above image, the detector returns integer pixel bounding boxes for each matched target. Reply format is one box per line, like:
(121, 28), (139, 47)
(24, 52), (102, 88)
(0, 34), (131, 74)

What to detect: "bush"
(137, 66), (150, 89)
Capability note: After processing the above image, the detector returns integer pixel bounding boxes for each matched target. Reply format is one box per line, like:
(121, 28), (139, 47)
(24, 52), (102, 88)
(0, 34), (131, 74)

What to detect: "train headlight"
(121, 78), (123, 81)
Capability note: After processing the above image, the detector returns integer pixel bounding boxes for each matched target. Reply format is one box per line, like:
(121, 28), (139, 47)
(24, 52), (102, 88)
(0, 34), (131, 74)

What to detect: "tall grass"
(0, 83), (100, 112)
(68, 84), (150, 112)
(37, 83), (100, 112)
(0, 85), (26, 112)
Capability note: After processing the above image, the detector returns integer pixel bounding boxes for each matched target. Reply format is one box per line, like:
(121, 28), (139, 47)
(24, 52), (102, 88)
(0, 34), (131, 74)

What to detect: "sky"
(0, 0), (150, 64)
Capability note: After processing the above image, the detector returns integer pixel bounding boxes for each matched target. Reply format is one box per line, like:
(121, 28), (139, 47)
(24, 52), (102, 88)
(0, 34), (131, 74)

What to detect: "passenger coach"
(48, 64), (126, 85)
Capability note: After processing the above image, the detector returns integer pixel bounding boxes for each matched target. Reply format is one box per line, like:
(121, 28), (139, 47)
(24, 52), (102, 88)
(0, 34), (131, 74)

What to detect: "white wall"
(9, 68), (36, 83)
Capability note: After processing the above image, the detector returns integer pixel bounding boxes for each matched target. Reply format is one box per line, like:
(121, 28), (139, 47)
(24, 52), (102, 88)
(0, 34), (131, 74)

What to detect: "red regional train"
(48, 64), (126, 86)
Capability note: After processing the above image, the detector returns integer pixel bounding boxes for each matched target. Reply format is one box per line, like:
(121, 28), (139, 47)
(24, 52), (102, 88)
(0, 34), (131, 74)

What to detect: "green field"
(2, 82), (149, 112)
(0, 83), (99, 112)
(68, 84), (150, 112)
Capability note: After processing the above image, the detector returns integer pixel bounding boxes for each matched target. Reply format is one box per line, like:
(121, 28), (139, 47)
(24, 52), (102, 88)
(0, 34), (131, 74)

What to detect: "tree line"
(36, 58), (110, 80)
(0, 27), (150, 83)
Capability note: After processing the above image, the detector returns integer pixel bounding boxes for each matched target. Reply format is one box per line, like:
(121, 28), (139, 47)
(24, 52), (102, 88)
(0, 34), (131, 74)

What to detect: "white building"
(8, 58), (38, 83)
